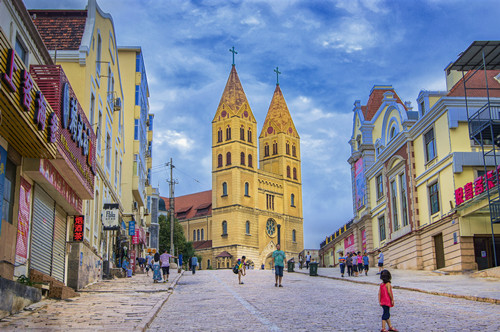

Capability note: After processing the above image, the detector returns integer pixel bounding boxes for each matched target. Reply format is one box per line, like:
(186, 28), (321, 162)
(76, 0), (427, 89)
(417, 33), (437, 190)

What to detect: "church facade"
(162, 64), (304, 269)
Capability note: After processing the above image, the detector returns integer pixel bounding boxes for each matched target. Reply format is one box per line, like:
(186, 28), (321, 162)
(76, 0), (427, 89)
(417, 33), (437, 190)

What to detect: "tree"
(158, 214), (194, 261)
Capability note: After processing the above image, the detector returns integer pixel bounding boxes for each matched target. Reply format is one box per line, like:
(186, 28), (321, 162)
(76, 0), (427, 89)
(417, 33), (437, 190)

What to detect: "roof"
(214, 65), (252, 120)
(447, 70), (500, 98)
(29, 10), (87, 50)
(161, 190), (212, 220)
(449, 41), (500, 71)
(193, 240), (213, 250)
(362, 86), (406, 121)
(216, 251), (232, 258)
(259, 84), (299, 138)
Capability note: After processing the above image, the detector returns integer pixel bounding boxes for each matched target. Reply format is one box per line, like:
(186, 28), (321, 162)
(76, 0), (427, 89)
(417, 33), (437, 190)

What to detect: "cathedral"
(162, 63), (303, 269)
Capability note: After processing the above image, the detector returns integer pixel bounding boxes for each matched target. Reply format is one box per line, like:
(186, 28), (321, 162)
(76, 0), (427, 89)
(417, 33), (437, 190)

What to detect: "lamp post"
(277, 224), (281, 246)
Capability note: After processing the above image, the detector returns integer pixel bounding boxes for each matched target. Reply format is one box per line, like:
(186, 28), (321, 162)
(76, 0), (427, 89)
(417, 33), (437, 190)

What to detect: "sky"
(25, 0), (500, 248)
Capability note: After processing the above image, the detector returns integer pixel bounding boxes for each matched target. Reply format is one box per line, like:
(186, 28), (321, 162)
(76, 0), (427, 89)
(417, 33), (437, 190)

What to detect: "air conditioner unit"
(133, 201), (138, 210)
(114, 97), (122, 111)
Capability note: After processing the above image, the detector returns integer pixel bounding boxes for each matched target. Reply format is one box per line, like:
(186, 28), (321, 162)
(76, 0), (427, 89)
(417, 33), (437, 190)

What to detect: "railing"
(468, 102), (500, 139)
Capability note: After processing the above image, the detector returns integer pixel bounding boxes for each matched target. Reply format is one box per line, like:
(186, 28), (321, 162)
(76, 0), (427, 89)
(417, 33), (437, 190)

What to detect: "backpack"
(233, 263), (239, 274)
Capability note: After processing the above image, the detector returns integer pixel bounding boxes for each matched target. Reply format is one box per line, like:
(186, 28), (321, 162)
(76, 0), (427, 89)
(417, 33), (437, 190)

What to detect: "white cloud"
(321, 18), (376, 52)
(154, 130), (195, 152)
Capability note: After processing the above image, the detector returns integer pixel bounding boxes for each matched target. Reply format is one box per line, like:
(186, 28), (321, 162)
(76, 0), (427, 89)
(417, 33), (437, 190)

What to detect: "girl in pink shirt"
(378, 270), (398, 332)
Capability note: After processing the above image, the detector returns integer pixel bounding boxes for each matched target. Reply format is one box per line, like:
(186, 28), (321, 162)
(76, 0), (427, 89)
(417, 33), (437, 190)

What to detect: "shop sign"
(361, 229), (367, 253)
(39, 159), (82, 213)
(455, 168), (499, 206)
(103, 203), (119, 230)
(1, 49), (58, 143)
(129, 220), (136, 236)
(73, 215), (85, 241)
(130, 250), (136, 270)
(132, 229), (139, 245)
(344, 234), (355, 253)
(0, 146), (6, 236)
(15, 177), (31, 263)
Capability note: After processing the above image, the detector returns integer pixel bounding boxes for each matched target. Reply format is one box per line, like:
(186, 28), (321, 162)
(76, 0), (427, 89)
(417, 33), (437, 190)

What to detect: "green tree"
(158, 214), (194, 261)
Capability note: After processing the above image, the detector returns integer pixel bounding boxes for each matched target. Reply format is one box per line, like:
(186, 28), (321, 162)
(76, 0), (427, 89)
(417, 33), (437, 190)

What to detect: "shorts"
(357, 263), (363, 271)
(378, 262), (384, 267)
(382, 305), (390, 320)
(275, 265), (284, 277)
(161, 266), (170, 275)
(353, 265), (358, 272)
(364, 264), (369, 271)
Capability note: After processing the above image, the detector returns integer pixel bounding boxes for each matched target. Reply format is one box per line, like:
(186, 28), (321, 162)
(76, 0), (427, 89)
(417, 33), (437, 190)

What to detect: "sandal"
(389, 327), (399, 332)
(380, 329), (388, 332)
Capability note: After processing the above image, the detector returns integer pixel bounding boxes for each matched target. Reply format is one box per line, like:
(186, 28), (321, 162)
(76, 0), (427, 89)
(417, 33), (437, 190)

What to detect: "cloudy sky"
(25, 0), (500, 248)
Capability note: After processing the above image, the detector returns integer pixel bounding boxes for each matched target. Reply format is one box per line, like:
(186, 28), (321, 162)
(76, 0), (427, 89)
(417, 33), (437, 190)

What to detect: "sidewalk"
(0, 270), (183, 331)
(295, 266), (500, 304)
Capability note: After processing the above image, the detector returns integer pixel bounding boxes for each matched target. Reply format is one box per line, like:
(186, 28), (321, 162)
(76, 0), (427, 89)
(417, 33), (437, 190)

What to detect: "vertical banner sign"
(73, 215), (85, 241)
(130, 250), (136, 271)
(0, 146), (6, 235)
(15, 177), (32, 264)
(103, 203), (119, 229)
(344, 234), (355, 253)
(361, 229), (367, 253)
(129, 220), (136, 236)
(132, 229), (139, 245)
(355, 158), (365, 210)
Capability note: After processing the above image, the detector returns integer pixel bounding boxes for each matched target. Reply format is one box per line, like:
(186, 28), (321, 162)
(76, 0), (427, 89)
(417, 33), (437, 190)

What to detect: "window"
(96, 33), (102, 75)
(226, 126), (231, 140)
(264, 144), (269, 157)
(293, 167), (297, 180)
(217, 128), (222, 142)
(218, 154), (223, 168)
(266, 218), (276, 236)
(15, 36), (28, 65)
(244, 182), (249, 196)
(376, 174), (384, 200)
(390, 126), (396, 140)
(248, 154), (253, 168)
(291, 193), (295, 207)
(134, 119), (139, 140)
(201, 229), (204, 241)
(286, 142), (290, 155)
(356, 136), (361, 149)
(119, 160), (122, 194)
(106, 134), (111, 169)
(247, 129), (252, 142)
(424, 128), (436, 162)
(292, 145), (296, 157)
(89, 93), (95, 125)
(420, 101), (425, 115)
(135, 85), (140, 105)
(273, 141), (278, 155)
(193, 230), (196, 241)
(391, 180), (399, 231)
(246, 221), (250, 234)
(226, 152), (231, 165)
(429, 182), (440, 215)
(97, 111), (102, 155)
(379, 216), (386, 241)
(240, 152), (245, 165)
(400, 173), (408, 227)
(266, 194), (275, 210)
(2, 158), (16, 224)
(114, 150), (118, 188)
(287, 166), (291, 178)
(240, 126), (245, 141)
(107, 67), (114, 105)
(222, 221), (228, 235)
(197, 229), (200, 241)
(222, 182), (228, 196)
(292, 229), (296, 242)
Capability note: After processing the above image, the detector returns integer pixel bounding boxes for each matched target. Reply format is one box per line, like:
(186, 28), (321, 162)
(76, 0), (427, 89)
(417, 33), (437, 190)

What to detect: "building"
(161, 63), (304, 269)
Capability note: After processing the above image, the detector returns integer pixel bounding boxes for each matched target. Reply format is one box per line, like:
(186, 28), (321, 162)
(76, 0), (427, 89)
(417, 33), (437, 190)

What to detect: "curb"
(141, 270), (184, 332)
(294, 271), (500, 305)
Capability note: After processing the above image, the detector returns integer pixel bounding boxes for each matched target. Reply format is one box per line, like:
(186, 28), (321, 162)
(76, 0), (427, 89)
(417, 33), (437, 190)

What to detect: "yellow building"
(163, 64), (304, 269)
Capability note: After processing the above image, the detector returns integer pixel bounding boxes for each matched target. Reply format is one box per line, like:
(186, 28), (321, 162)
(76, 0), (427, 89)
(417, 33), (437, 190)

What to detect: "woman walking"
(346, 253), (353, 277)
(152, 252), (162, 283)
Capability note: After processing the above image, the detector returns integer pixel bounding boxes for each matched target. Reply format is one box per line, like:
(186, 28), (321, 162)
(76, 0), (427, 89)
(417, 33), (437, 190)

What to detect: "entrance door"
(30, 185), (55, 276)
(474, 236), (500, 270)
(434, 233), (445, 269)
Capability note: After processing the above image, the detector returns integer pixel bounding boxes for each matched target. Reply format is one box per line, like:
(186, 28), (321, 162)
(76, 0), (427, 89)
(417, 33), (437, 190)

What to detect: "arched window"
(286, 142), (290, 155)
(291, 193), (295, 206)
(217, 128), (222, 142)
(226, 125), (231, 140)
(226, 152), (231, 165)
(272, 141), (278, 155)
(240, 126), (245, 141)
(390, 126), (396, 140)
(222, 182), (228, 196)
(287, 166), (291, 178)
(218, 154), (223, 168)
(293, 167), (297, 180)
(222, 221), (228, 235)
(201, 228), (204, 241)
(292, 145), (296, 157)
(247, 128), (252, 142)
(264, 144), (269, 157)
(246, 221), (250, 234)
(244, 182), (249, 196)
(248, 154), (253, 168)
(193, 230), (196, 241)
(240, 152), (245, 165)
(197, 229), (200, 241)
(292, 229), (296, 242)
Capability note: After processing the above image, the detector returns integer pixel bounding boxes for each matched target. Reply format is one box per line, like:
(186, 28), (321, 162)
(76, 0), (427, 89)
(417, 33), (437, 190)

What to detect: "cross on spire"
(274, 66), (281, 85)
(229, 46), (238, 66)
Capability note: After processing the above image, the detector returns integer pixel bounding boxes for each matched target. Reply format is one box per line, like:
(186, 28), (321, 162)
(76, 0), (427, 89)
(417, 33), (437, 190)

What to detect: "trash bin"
(309, 262), (318, 276)
(287, 260), (294, 272)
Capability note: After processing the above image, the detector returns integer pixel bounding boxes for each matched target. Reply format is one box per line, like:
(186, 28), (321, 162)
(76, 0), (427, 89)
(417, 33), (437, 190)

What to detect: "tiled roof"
(216, 251), (233, 258)
(161, 190), (212, 220)
(447, 70), (500, 97)
(260, 84), (299, 138)
(29, 10), (87, 50)
(216, 65), (250, 116)
(193, 240), (213, 250)
(363, 87), (406, 121)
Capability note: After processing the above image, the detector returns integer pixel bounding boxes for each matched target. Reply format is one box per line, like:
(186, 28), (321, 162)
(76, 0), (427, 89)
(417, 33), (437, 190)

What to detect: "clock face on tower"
(266, 218), (276, 237)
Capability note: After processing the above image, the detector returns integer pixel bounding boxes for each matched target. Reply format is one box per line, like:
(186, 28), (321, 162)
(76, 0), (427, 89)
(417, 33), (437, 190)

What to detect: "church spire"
(259, 84), (299, 138)
(213, 65), (254, 121)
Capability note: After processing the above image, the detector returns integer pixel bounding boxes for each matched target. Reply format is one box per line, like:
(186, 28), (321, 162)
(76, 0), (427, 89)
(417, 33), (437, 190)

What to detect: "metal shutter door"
(30, 185), (55, 276)
(51, 205), (67, 282)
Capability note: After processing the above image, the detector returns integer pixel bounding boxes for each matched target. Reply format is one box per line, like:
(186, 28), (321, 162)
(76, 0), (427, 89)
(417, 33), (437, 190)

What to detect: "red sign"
(15, 177), (32, 263)
(73, 215), (84, 241)
(344, 234), (356, 253)
(130, 250), (136, 271)
(455, 167), (499, 206)
(132, 229), (140, 245)
(361, 229), (367, 253)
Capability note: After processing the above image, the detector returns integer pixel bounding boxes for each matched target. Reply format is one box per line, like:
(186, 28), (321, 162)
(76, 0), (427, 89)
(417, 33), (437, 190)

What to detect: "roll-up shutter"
(30, 185), (55, 276)
(51, 205), (67, 282)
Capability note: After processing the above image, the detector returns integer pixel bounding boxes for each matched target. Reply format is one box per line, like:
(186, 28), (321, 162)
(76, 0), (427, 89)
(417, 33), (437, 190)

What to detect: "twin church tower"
(173, 58), (304, 269)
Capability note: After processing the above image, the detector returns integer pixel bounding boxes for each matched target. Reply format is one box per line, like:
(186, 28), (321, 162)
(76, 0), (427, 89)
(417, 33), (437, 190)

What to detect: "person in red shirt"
(378, 270), (398, 332)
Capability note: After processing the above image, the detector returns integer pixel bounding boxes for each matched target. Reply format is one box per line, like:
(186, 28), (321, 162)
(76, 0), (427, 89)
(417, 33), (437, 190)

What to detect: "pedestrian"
(190, 256), (198, 274)
(160, 249), (177, 283)
(299, 254), (303, 269)
(352, 252), (358, 277)
(363, 252), (369, 276)
(305, 251), (311, 269)
(152, 252), (162, 283)
(236, 256), (246, 284)
(145, 252), (153, 276)
(338, 252), (346, 277)
(378, 270), (398, 332)
(178, 253), (183, 273)
(346, 253), (353, 276)
(357, 251), (363, 276)
(272, 243), (286, 287)
(377, 250), (384, 274)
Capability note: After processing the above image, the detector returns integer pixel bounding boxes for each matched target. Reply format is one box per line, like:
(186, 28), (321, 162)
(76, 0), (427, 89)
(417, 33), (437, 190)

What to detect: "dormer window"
(390, 127), (396, 140)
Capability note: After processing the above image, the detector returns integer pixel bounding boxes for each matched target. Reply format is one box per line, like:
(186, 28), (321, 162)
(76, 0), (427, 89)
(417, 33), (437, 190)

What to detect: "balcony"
(468, 102), (500, 142)
(132, 175), (146, 207)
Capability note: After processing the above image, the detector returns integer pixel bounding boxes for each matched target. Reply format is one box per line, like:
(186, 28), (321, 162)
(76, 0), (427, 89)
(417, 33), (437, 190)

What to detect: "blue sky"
(25, 0), (500, 248)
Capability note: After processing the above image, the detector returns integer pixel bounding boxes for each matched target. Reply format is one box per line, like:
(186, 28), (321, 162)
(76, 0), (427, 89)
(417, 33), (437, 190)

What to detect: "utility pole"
(166, 158), (177, 256)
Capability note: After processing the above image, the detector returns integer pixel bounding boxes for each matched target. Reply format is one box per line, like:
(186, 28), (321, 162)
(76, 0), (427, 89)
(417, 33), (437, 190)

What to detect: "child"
(352, 252), (358, 277)
(378, 270), (398, 332)
(357, 251), (363, 276)
(237, 256), (246, 284)
(338, 252), (346, 277)
(363, 252), (369, 276)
